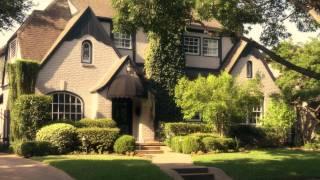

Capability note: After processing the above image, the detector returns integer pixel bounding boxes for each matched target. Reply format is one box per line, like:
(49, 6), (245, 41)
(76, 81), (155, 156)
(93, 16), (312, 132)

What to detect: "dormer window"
(184, 36), (200, 55)
(81, 40), (92, 64)
(247, 61), (253, 78)
(114, 32), (132, 49)
(203, 38), (218, 57)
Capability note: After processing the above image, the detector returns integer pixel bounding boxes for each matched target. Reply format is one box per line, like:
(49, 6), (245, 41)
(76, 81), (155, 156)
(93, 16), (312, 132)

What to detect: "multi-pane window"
(50, 92), (83, 121)
(9, 39), (17, 59)
(247, 61), (253, 78)
(203, 38), (218, 56)
(184, 36), (200, 55)
(114, 32), (132, 49)
(247, 102), (264, 125)
(81, 40), (92, 64)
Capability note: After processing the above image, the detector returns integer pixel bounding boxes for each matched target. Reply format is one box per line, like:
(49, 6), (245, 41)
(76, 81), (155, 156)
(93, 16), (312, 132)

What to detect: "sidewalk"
(0, 153), (73, 180)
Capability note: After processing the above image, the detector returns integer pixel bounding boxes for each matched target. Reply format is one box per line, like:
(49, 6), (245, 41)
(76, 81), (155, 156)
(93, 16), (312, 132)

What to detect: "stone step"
(174, 168), (209, 174)
(135, 150), (164, 154)
(136, 142), (165, 146)
(136, 145), (161, 150)
(180, 173), (215, 180)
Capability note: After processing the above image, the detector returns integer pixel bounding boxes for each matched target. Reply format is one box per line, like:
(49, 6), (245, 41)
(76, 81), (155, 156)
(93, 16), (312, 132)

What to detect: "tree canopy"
(0, 0), (32, 31)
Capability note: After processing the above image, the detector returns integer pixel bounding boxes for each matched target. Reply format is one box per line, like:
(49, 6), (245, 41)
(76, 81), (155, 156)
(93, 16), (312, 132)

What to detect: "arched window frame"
(81, 40), (92, 64)
(247, 61), (253, 78)
(48, 91), (84, 121)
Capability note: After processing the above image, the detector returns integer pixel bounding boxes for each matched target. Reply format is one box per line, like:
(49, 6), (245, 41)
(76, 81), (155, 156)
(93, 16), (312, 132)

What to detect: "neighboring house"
(0, 0), (282, 143)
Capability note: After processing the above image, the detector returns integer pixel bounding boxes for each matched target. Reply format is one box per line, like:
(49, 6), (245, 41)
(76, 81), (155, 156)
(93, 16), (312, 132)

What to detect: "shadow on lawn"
(42, 158), (171, 180)
(194, 150), (320, 180)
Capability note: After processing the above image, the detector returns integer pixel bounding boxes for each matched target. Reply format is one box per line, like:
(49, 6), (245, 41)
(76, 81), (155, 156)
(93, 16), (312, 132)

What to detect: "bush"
(202, 137), (237, 152)
(169, 136), (185, 153)
(77, 128), (119, 153)
(182, 136), (202, 154)
(164, 122), (214, 138)
(36, 123), (78, 154)
(304, 142), (320, 150)
(228, 125), (266, 147)
(10, 141), (54, 157)
(11, 95), (52, 141)
(75, 118), (117, 128)
(113, 135), (135, 154)
(190, 133), (220, 140)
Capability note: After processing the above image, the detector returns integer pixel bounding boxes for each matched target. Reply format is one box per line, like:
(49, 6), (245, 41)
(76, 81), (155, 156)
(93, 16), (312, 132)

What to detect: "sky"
(0, 0), (319, 47)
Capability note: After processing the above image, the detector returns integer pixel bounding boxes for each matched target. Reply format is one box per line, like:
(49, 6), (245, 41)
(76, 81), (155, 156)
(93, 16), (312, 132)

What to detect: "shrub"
(228, 125), (266, 147)
(182, 136), (202, 154)
(113, 135), (135, 154)
(36, 123), (78, 154)
(164, 122), (214, 138)
(11, 95), (52, 141)
(202, 137), (237, 152)
(75, 118), (117, 128)
(169, 136), (185, 153)
(190, 133), (220, 140)
(77, 128), (119, 153)
(10, 141), (54, 157)
(304, 142), (320, 150)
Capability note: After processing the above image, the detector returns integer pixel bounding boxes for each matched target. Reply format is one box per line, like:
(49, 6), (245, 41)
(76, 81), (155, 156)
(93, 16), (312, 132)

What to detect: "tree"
(175, 72), (263, 136)
(273, 38), (320, 144)
(0, 0), (32, 31)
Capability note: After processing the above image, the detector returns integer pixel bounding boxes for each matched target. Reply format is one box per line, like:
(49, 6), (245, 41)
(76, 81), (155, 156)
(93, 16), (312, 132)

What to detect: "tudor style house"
(0, 0), (281, 143)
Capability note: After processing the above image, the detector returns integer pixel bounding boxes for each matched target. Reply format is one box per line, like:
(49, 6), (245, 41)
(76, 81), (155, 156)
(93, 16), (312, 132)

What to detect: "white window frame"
(184, 36), (200, 55)
(50, 92), (83, 121)
(246, 101), (264, 125)
(113, 32), (132, 49)
(203, 38), (219, 57)
(81, 40), (92, 64)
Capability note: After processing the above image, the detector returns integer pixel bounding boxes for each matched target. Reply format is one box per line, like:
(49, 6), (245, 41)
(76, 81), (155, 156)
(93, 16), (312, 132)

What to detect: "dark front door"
(112, 98), (133, 135)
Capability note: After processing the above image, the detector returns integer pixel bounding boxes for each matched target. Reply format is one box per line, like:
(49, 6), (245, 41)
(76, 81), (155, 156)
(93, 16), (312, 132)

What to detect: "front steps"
(174, 167), (215, 180)
(135, 142), (164, 154)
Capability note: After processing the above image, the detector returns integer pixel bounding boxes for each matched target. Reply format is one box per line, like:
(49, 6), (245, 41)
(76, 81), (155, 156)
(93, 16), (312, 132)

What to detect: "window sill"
(81, 63), (95, 68)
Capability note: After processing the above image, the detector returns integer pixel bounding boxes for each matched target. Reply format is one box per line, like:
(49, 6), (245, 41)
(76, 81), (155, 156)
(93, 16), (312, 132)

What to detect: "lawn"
(32, 155), (171, 180)
(193, 149), (320, 180)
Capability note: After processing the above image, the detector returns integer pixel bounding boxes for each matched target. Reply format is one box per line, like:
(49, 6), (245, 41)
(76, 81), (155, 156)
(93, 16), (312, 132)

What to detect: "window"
(203, 38), (218, 56)
(114, 32), (132, 49)
(81, 40), (92, 64)
(184, 36), (200, 55)
(9, 39), (17, 59)
(247, 101), (264, 125)
(50, 92), (83, 121)
(247, 61), (253, 78)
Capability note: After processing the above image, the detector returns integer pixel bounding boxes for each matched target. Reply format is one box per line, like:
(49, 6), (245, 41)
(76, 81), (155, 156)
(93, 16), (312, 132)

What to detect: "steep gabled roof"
(41, 6), (119, 65)
(17, 0), (72, 62)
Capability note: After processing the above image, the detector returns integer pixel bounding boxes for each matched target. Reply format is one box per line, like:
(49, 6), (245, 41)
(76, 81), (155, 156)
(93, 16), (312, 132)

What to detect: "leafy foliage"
(201, 136), (236, 152)
(77, 128), (120, 153)
(175, 72), (263, 135)
(163, 122), (213, 138)
(113, 135), (135, 154)
(181, 136), (202, 154)
(0, 0), (32, 31)
(261, 98), (296, 143)
(10, 141), (55, 157)
(36, 123), (78, 154)
(11, 95), (52, 141)
(75, 118), (117, 128)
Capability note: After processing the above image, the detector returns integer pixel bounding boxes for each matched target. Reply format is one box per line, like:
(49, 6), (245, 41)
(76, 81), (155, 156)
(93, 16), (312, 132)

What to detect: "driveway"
(0, 153), (73, 180)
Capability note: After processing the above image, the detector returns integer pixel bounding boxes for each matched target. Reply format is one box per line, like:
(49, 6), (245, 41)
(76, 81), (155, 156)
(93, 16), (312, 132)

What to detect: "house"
(0, 0), (282, 143)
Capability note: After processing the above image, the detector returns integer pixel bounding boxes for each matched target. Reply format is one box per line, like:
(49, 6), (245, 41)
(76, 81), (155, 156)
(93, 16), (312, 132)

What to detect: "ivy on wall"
(8, 59), (39, 108)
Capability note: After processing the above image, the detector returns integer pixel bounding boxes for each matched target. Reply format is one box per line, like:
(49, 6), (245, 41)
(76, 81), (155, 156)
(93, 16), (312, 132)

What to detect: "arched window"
(247, 61), (253, 78)
(81, 40), (92, 64)
(50, 92), (83, 121)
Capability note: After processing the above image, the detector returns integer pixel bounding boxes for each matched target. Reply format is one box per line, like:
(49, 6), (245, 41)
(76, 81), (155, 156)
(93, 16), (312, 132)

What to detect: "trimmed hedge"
(75, 118), (117, 128)
(10, 141), (54, 157)
(164, 122), (214, 138)
(228, 125), (266, 147)
(113, 135), (135, 154)
(202, 137), (236, 152)
(11, 95), (52, 141)
(169, 136), (185, 153)
(77, 128), (120, 153)
(36, 123), (78, 154)
(182, 136), (202, 154)
(190, 133), (220, 139)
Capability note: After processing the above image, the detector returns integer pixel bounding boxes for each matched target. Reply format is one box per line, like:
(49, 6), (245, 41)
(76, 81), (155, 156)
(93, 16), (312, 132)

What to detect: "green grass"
(193, 149), (320, 180)
(32, 155), (171, 180)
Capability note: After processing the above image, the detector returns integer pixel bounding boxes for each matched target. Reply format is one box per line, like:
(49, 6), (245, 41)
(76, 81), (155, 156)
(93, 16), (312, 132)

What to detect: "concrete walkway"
(0, 153), (73, 180)
(151, 147), (232, 180)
